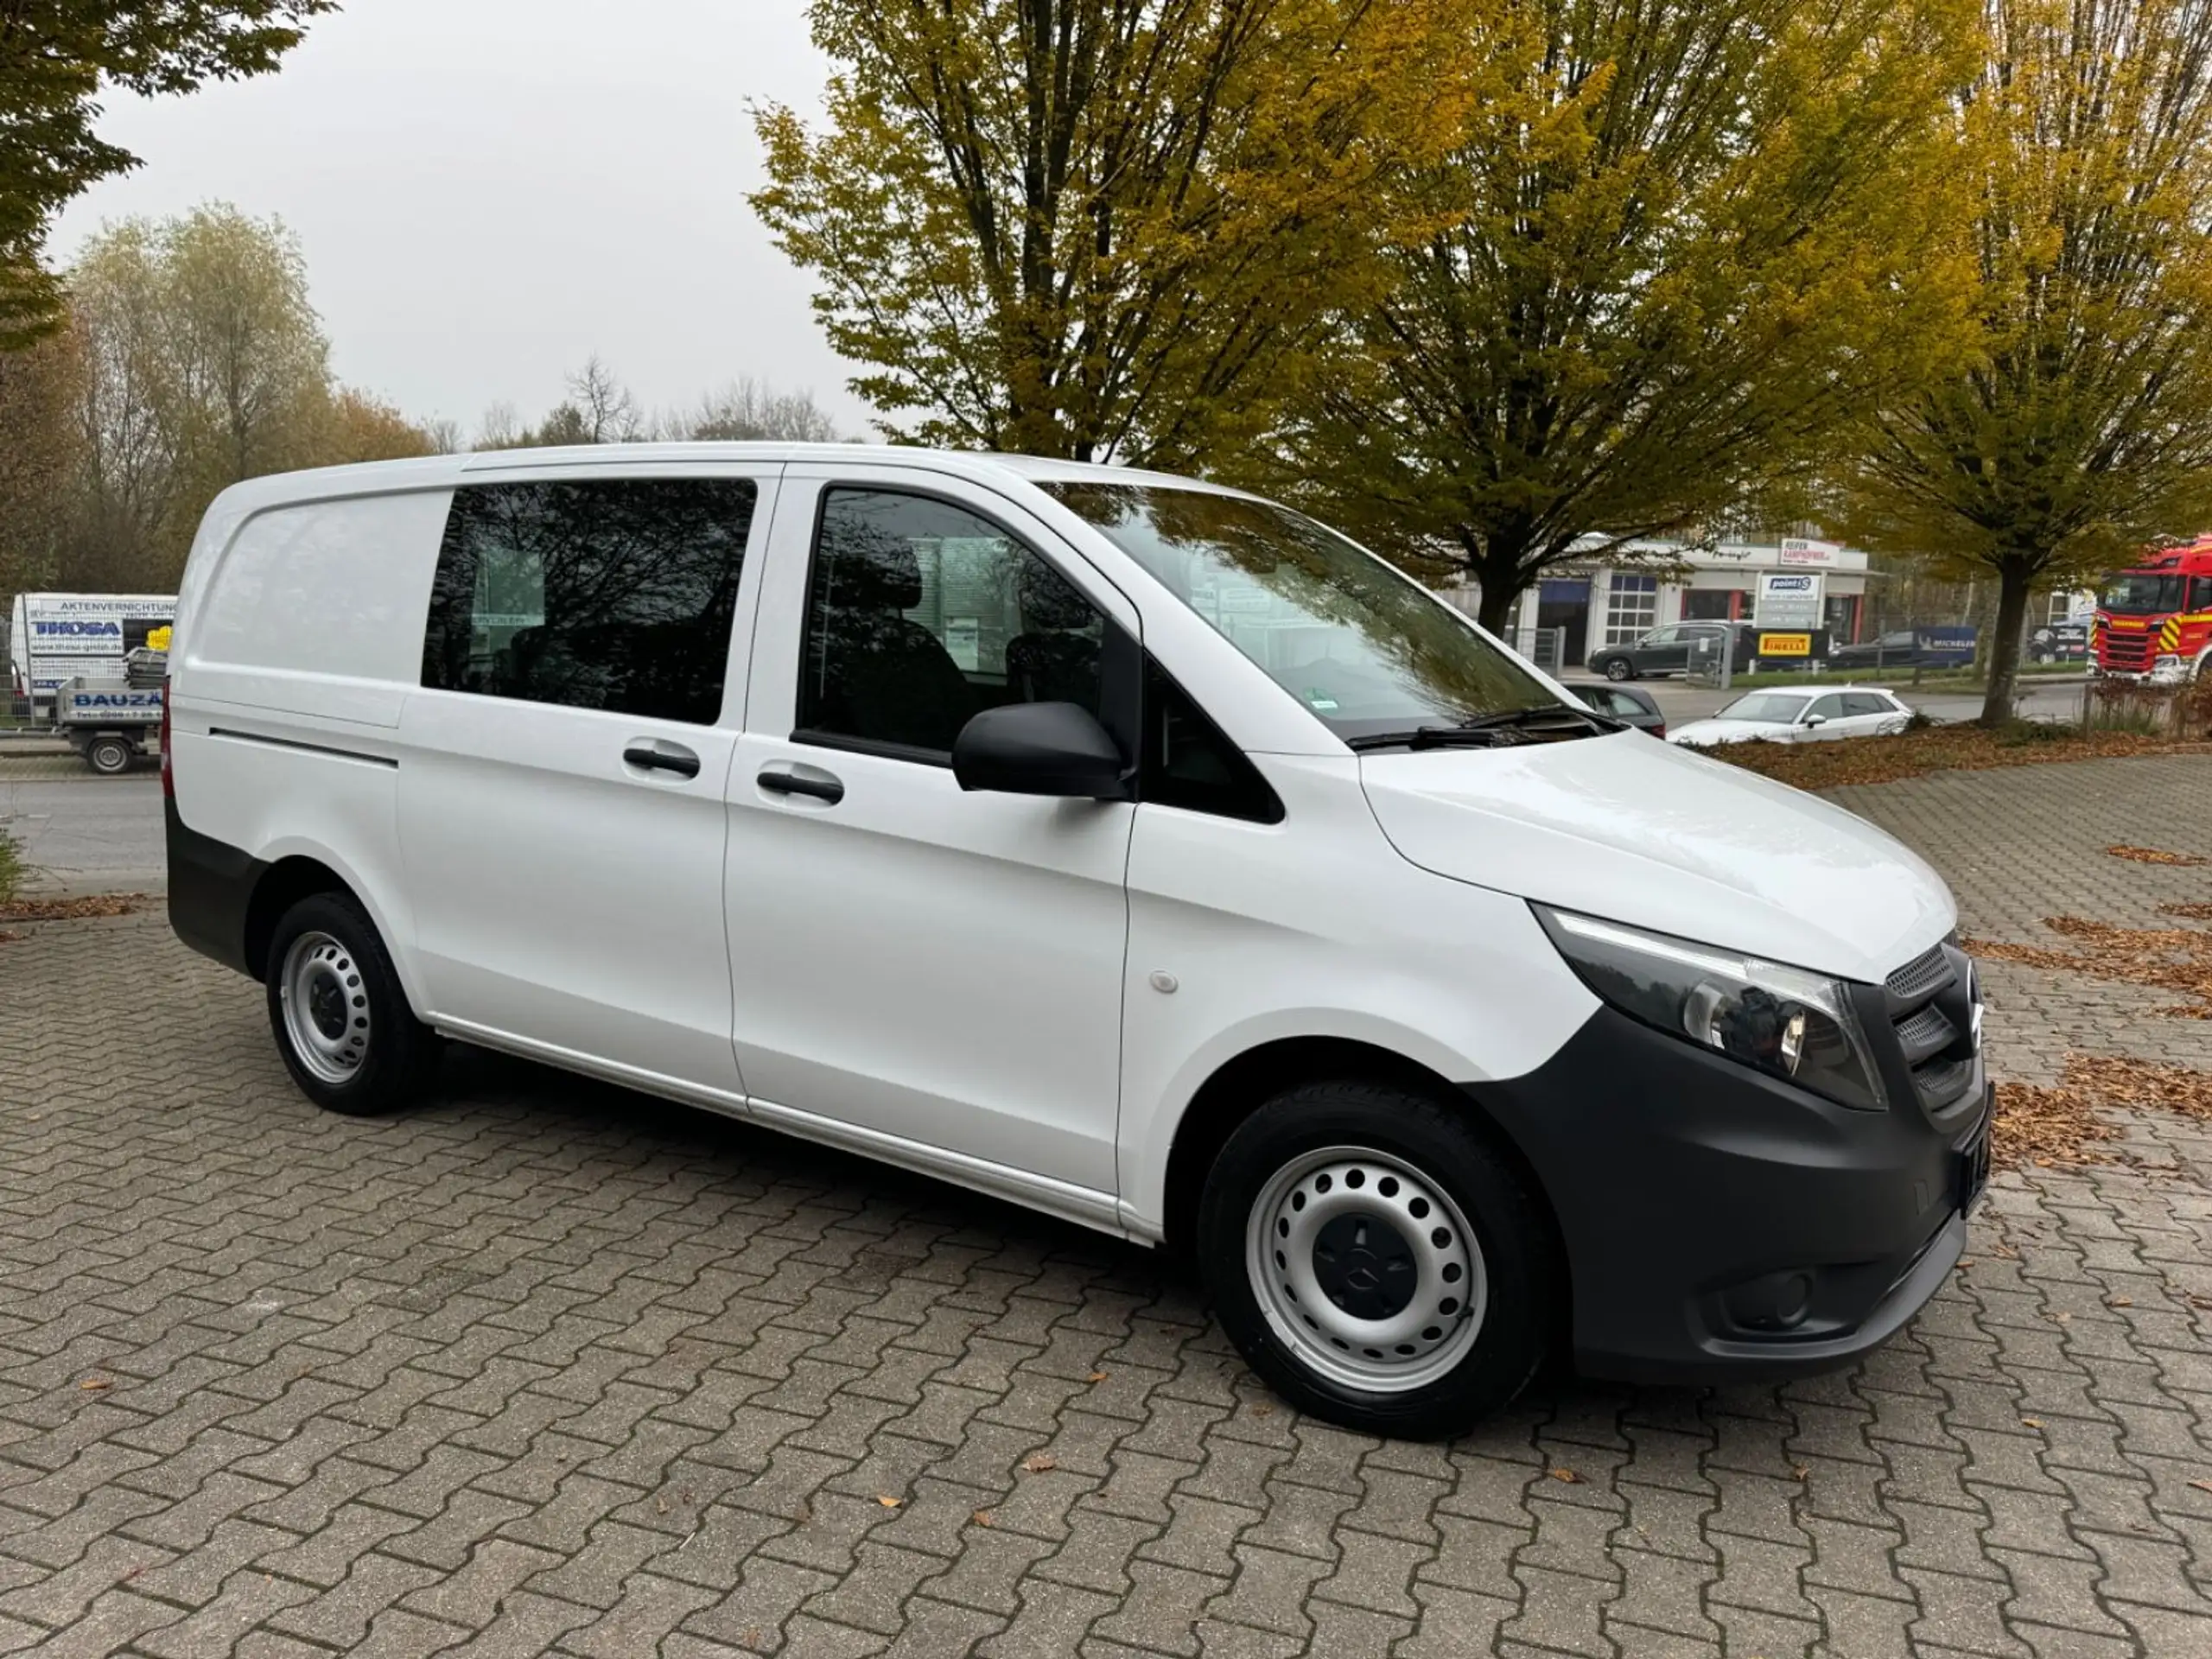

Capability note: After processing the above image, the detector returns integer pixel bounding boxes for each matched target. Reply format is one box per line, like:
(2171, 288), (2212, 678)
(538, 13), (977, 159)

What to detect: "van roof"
(211, 443), (1259, 510)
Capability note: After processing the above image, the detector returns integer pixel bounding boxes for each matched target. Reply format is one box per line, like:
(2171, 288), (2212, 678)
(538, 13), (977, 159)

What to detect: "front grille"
(1885, 944), (1951, 1000)
(1894, 1004), (1956, 1065)
(1876, 940), (1980, 1114)
(2101, 633), (2153, 669)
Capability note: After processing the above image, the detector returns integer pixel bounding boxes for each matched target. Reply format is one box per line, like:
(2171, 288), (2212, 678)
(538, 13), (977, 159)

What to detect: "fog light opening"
(1726, 1270), (1815, 1333)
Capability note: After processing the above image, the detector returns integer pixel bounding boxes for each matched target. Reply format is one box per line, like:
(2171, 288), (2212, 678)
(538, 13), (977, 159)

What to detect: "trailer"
(49, 647), (166, 773)
(8, 592), (176, 717)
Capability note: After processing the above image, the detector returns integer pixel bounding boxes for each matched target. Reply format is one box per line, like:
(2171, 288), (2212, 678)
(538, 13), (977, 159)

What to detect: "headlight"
(1535, 907), (1886, 1110)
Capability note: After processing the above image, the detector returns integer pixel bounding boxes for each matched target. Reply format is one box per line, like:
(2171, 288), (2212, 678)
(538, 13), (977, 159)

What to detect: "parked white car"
(1669, 686), (1913, 748)
(163, 445), (1986, 1438)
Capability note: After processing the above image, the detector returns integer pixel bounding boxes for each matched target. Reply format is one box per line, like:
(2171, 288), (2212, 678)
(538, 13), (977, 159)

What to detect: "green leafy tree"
(1841, 0), (2212, 725)
(0, 2), (334, 347)
(1262, 0), (1982, 635)
(753, 0), (1485, 465)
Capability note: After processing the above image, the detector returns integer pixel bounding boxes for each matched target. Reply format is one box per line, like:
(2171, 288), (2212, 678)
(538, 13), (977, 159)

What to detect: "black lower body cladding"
(166, 798), (264, 976)
(1465, 1007), (1988, 1384)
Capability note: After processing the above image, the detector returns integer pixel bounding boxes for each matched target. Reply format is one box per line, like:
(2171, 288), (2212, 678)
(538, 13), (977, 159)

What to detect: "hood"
(1665, 720), (1773, 747)
(1358, 730), (1955, 983)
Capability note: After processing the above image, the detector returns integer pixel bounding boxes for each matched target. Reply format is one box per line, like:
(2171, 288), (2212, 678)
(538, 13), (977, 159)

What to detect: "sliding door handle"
(623, 739), (702, 779)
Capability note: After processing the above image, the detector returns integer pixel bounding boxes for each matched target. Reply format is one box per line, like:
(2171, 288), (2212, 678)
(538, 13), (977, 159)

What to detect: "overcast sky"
(49, 0), (874, 439)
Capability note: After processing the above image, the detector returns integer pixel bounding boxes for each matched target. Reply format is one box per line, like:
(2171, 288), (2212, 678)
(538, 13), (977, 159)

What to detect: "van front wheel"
(1197, 1080), (1560, 1439)
(265, 893), (438, 1116)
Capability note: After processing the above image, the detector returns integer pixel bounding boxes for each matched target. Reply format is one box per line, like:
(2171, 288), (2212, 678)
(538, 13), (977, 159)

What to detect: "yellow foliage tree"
(752, 0), (1486, 465)
(1843, 0), (2212, 725)
(1258, 0), (1984, 636)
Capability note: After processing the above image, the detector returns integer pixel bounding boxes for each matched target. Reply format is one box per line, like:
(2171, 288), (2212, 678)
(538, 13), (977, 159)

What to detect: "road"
(0, 773), (164, 897)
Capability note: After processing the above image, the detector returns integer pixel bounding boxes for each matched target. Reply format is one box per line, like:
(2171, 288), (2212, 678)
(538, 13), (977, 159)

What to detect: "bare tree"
(663, 377), (843, 443)
(566, 355), (642, 444)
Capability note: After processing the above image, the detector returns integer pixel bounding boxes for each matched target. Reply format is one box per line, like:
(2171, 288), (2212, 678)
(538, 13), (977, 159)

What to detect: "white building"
(1440, 535), (1872, 669)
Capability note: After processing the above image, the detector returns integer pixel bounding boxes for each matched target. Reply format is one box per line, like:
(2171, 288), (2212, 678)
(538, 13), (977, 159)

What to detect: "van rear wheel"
(265, 893), (437, 1116)
(1197, 1080), (1560, 1439)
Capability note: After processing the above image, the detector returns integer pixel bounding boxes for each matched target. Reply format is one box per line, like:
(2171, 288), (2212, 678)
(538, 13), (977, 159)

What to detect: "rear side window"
(423, 479), (756, 724)
(1840, 692), (1890, 716)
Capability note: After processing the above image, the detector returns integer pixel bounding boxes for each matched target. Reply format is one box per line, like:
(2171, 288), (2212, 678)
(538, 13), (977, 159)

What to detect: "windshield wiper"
(1457, 702), (1621, 734)
(1345, 726), (1519, 753)
(1347, 702), (1625, 753)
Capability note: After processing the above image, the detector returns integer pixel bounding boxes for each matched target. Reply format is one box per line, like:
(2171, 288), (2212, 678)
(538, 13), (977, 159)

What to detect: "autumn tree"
(753, 0), (1484, 465)
(60, 205), (436, 587)
(0, 320), (85, 594)
(1840, 0), (2212, 725)
(0, 2), (334, 346)
(1257, 0), (1983, 636)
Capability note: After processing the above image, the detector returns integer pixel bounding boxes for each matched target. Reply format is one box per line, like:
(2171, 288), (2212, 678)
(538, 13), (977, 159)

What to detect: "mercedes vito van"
(164, 445), (1989, 1438)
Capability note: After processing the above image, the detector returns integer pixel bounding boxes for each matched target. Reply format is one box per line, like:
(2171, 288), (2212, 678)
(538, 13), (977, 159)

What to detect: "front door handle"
(623, 739), (702, 779)
(757, 762), (844, 805)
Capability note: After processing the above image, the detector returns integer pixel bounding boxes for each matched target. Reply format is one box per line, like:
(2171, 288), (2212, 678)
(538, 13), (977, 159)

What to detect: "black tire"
(264, 891), (438, 1116)
(1602, 658), (1634, 682)
(1197, 1079), (1562, 1440)
(86, 734), (134, 775)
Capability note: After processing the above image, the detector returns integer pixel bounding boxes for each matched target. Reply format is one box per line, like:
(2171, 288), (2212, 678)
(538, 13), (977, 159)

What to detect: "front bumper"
(1465, 1006), (1989, 1384)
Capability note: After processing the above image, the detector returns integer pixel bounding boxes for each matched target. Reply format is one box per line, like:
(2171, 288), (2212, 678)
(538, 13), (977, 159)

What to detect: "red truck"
(2093, 537), (2212, 682)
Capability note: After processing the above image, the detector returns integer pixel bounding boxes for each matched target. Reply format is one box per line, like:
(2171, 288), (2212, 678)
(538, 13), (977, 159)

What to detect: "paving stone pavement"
(3, 757), (2211, 1656)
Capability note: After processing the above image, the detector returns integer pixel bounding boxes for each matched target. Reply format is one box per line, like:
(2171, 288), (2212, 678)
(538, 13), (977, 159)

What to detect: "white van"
(163, 445), (1989, 1437)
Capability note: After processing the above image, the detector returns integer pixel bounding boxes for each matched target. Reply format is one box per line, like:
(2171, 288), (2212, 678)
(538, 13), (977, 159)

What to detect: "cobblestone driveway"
(3, 758), (2212, 1656)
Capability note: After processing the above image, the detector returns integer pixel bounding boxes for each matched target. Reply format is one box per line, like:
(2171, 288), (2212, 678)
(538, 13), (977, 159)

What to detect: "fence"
(2078, 677), (2212, 739)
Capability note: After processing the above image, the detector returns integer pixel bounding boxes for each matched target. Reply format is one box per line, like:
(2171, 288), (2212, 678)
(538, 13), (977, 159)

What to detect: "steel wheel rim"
(280, 931), (371, 1085)
(1245, 1144), (1488, 1393)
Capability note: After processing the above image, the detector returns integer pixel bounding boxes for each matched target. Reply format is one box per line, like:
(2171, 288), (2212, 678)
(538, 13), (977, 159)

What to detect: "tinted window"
(1041, 482), (1554, 742)
(1143, 658), (1282, 823)
(1805, 694), (1848, 721)
(423, 479), (755, 725)
(1840, 692), (1890, 716)
(800, 488), (1105, 756)
(2192, 576), (2212, 610)
(1640, 628), (1680, 647)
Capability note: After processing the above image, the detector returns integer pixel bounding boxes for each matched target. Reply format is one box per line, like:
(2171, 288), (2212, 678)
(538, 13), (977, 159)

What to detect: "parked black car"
(1587, 621), (1740, 682)
(1573, 683), (1666, 737)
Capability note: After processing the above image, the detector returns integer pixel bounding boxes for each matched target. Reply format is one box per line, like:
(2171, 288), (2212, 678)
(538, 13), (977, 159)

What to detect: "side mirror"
(953, 702), (1129, 799)
(1802, 713), (1827, 728)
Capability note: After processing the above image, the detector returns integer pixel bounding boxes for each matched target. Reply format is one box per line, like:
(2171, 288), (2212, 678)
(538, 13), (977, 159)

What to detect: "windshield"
(1716, 692), (1813, 723)
(1039, 482), (1555, 741)
(2101, 573), (2184, 614)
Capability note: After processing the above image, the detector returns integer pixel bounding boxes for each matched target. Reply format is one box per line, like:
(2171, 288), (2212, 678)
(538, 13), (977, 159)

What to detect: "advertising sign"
(1754, 571), (1825, 629)
(1778, 538), (1841, 567)
(1758, 632), (1814, 658)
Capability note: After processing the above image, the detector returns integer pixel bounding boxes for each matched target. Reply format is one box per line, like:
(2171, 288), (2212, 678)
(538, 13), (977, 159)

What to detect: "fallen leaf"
(1087, 1371), (1109, 1383)
(1252, 1404), (1274, 1417)
(1791, 1465), (1809, 1481)
(2109, 1296), (2133, 1307)
(2106, 844), (2209, 866)
(2021, 1417), (2044, 1429)
(656, 1495), (669, 1515)
(78, 1378), (110, 1391)
(1548, 1468), (1580, 1484)
(2055, 1312), (2071, 1323)
(1957, 1258), (1975, 1269)
(1022, 1453), (1058, 1474)
(972, 1510), (994, 1528)
(876, 1496), (902, 1509)
(2189, 1478), (2212, 1494)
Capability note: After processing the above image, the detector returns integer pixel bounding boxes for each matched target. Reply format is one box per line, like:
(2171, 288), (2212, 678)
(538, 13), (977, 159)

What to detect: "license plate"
(1956, 1092), (1993, 1216)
